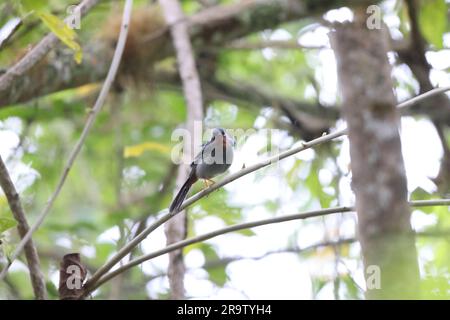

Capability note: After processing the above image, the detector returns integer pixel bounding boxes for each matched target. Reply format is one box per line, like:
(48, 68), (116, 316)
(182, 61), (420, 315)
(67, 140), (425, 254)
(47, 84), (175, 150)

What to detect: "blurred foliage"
(0, 0), (449, 300)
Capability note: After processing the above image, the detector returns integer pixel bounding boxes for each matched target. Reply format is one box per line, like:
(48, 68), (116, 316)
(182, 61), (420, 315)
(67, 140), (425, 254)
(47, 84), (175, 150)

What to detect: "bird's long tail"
(169, 172), (198, 213)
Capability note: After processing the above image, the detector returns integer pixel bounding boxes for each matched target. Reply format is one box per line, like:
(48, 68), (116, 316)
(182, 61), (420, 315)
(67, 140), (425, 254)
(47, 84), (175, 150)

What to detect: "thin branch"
(0, 0), (99, 93)
(226, 39), (325, 51)
(0, 0), (133, 282)
(146, 238), (357, 282)
(0, 155), (46, 299)
(146, 227), (450, 282)
(87, 199), (450, 294)
(398, 85), (450, 110)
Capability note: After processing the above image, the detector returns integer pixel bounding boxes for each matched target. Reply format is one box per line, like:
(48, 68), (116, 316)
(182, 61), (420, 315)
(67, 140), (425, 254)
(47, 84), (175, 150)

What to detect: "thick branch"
(154, 71), (338, 139)
(0, 156), (46, 299)
(0, 0), (379, 109)
(203, 78), (338, 140)
(0, 0), (133, 282)
(0, 0), (99, 96)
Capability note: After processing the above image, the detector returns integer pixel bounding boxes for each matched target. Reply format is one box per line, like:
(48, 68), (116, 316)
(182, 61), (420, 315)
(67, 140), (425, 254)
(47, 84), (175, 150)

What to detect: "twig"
(146, 238), (357, 282)
(0, 0), (99, 92)
(81, 83), (450, 297)
(226, 39), (325, 51)
(146, 227), (450, 283)
(0, 155), (46, 299)
(0, 0), (133, 282)
(398, 85), (450, 110)
(86, 199), (450, 294)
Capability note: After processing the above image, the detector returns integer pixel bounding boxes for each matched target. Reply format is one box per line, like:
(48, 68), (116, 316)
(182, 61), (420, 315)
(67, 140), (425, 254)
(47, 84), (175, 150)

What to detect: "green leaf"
(311, 276), (329, 298)
(95, 242), (116, 263)
(208, 265), (227, 287)
(46, 281), (59, 299)
(235, 228), (255, 237)
(421, 274), (450, 299)
(0, 210), (17, 233)
(36, 11), (83, 63)
(342, 275), (362, 299)
(200, 243), (219, 261)
(418, 0), (447, 49)
(20, 0), (47, 12)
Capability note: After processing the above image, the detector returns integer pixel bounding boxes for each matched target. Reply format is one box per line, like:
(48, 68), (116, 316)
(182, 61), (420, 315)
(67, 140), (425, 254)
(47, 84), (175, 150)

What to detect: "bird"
(169, 128), (235, 213)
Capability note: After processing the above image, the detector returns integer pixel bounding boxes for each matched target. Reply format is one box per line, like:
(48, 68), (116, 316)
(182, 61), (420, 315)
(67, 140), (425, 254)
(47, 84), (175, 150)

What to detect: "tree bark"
(0, 156), (47, 299)
(330, 18), (421, 299)
(0, 0), (379, 109)
(159, 0), (204, 299)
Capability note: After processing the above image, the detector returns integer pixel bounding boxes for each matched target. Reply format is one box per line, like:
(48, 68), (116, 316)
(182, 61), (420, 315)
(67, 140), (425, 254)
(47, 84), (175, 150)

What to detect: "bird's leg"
(202, 179), (215, 189)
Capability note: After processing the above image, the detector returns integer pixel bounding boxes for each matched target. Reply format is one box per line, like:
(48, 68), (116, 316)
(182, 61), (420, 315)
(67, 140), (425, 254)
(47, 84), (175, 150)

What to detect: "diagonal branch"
(0, 155), (46, 299)
(0, 0), (99, 93)
(154, 71), (338, 139)
(226, 39), (326, 51)
(87, 199), (450, 294)
(0, 0), (133, 282)
(146, 227), (450, 284)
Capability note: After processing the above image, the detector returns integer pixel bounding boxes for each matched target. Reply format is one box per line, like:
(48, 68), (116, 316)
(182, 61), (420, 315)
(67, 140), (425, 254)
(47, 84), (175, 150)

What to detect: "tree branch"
(0, 0), (380, 109)
(398, 86), (450, 111)
(0, 0), (133, 282)
(0, 0), (99, 94)
(153, 71), (338, 139)
(146, 227), (450, 283)
(87, 199), (450, 295)
(226, 39), (325, 51)
(0, 155), (46, 299)
(203, 78), (338, 140)
(159, 0), (204, 299)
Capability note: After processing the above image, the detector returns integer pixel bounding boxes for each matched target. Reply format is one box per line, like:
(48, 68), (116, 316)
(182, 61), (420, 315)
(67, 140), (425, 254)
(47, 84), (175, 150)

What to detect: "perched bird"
(169, 128), (234, 213)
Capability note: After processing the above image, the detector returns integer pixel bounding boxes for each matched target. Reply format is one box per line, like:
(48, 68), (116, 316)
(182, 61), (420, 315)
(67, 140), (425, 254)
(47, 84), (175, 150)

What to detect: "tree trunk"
(330, 17), (420, 299)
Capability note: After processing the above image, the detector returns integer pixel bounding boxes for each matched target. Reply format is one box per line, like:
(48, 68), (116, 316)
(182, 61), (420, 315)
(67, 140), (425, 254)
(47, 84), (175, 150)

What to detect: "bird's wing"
(191, 137), (215, 166)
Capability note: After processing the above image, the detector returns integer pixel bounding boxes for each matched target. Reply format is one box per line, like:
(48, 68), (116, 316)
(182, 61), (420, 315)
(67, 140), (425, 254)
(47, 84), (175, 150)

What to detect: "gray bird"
(169, 128), (234, 213)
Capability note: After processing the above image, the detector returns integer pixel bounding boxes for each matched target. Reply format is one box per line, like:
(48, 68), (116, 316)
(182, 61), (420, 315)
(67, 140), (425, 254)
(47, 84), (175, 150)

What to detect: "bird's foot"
(202, 179), (215, 189)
